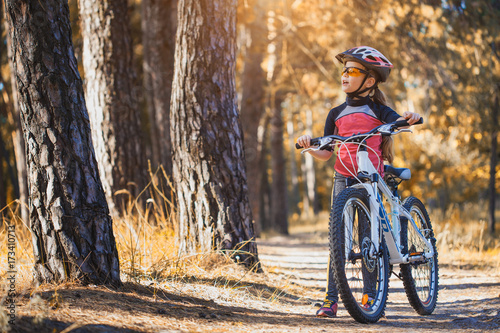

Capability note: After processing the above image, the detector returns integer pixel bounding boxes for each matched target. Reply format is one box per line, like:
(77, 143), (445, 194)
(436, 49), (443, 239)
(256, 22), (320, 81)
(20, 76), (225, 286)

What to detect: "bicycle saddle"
(384, 165), (411, 180)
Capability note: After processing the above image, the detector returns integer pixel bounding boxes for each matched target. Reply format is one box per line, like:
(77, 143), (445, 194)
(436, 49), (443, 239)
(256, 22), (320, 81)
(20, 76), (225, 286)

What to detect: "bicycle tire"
(400, 196), (439, 315)
(330, 187), (389, 323)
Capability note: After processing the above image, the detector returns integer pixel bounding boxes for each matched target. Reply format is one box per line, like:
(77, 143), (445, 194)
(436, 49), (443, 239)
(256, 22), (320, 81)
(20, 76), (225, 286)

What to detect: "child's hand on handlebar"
(402, 111), (421, 125)
(297, 135), (312, 149)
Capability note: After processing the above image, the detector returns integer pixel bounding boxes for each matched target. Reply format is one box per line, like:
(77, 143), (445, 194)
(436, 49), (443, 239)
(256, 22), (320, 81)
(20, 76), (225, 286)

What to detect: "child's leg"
(325, 256), (339, 303)
(323, 173), (347, 303)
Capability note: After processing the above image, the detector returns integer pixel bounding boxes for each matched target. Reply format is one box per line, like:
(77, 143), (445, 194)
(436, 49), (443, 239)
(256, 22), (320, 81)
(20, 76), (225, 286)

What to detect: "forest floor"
(8, 230), (500, 333)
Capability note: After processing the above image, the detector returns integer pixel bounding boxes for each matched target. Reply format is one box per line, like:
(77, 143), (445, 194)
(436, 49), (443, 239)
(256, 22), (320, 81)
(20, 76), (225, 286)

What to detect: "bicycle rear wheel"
(400, 196), (439, 315)
(330, 187), (389, 323)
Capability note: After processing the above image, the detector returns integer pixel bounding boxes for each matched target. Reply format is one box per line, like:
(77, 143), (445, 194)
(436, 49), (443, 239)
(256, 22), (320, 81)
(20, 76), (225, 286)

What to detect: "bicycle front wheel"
(330, 187), (389, 323)
(400, 196), (439, 315)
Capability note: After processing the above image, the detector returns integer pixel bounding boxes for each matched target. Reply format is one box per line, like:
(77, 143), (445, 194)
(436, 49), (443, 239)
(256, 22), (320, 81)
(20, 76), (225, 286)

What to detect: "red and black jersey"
(324, 96), (401, 177)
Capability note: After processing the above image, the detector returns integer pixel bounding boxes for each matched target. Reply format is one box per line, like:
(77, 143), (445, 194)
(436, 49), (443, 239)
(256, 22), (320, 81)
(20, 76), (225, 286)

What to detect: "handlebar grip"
(295, 138), (320, 149)
(394, 117), (424, 128)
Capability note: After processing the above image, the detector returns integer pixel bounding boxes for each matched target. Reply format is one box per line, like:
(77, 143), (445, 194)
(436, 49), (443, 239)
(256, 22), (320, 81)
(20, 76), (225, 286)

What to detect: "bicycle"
(296, 118), (438, 323)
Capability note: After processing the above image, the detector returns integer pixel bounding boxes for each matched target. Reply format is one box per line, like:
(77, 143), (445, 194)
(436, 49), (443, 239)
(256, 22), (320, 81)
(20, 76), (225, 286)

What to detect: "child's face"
(341, 61), (375, 95)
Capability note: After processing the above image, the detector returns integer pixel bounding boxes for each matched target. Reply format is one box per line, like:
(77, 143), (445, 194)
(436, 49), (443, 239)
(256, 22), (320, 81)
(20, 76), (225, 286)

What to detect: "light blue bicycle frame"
(350, 149), (434, 265)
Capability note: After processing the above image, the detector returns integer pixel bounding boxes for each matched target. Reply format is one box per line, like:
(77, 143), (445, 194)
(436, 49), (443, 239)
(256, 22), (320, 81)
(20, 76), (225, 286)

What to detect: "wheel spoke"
(400, 197), (439, 315)
(330, 188), (389, 323)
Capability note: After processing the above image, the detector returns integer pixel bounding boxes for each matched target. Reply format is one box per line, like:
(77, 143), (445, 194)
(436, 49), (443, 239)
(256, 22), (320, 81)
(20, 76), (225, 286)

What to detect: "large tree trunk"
(142, 0), (176, 174)
(239, 0), (267, 236)
(4, 0), (121, 286)
(79, 0), (147, 216)
(171, 0), (260, 268)
(270, 91), (288, 234)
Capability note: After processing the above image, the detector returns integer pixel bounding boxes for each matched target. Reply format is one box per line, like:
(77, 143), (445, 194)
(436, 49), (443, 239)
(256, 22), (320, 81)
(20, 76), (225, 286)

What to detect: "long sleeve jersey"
(324, 96), (401, 177)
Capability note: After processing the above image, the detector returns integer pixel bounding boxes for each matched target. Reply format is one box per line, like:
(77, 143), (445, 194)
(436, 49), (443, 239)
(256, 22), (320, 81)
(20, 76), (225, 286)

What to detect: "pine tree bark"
(171, 0), (260, 268)
(4, 0), (121, 286)
(142, 0), (176, 174)
(79, 0), (147, 215)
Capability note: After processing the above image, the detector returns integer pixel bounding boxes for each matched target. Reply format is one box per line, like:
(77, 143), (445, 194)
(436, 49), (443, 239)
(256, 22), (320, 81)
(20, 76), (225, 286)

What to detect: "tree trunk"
(3, 16), (29, 223)
(489, 94), (498, 235)
(142, 0), (176, 174)
(258, 114), (271, 231)
(0, 133), (18, 204)
(287, 113), (300, 215)
(270, 91), (288, 234)
(0, 136), (4, 211)
(4, 0), (121, 286)
(10, 109), (28, 222)
(239, 0), (267, 236)
(171, 0), (260, 268)
(304, 108), (318, 216)
(79, 0), (147, 215)
(0, 3), (29, 223)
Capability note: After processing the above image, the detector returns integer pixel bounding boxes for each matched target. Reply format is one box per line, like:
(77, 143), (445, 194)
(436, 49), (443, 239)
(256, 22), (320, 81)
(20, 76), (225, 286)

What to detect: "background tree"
(0, 4), (26, 220)
(239, 0), (268, 234)
(170, 0), (260, 267)
(142, 0), (177, 174)
(4, 0), (121, 285)
(270, 90), (289, 233)
(79, 0), (148, 215)
(1, 0), (499, 255)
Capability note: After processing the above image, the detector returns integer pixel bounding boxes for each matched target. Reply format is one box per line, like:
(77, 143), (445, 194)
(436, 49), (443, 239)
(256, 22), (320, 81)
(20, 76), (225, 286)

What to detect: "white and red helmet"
(336, 46), (394, 82)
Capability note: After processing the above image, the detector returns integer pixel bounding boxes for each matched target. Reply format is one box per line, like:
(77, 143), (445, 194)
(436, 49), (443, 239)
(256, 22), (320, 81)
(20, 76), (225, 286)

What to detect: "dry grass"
(432, 202), (500, 270)
(0, 170), (306, 332)
(0, 174), (499, 331)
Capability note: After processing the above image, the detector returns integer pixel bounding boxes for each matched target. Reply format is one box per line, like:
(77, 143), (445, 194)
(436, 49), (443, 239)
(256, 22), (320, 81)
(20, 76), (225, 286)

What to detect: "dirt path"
(11, 232), (500, 333)
(257, 233), (500, 332)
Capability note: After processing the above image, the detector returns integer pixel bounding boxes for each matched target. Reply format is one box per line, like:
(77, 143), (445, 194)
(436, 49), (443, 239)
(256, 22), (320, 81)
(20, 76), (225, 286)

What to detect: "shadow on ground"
(11, 278), (500, 332)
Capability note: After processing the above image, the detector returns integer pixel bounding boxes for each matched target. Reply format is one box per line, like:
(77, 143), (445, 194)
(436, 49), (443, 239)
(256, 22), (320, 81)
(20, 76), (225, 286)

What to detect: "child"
(296, 46), (421, 318)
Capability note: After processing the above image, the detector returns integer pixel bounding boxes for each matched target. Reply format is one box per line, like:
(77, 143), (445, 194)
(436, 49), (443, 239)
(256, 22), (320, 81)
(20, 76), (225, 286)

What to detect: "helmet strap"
(346, 75), (378, 99)
(369, 83), (379, 97)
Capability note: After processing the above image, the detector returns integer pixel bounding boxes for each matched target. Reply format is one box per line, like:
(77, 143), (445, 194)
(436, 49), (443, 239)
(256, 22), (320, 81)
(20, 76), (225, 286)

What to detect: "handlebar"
(393, 117), (423, 128)
(295, 117), (423, 150)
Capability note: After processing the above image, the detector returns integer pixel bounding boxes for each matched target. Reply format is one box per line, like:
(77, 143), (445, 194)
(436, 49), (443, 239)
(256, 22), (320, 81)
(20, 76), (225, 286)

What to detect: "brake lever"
(301, 137), (334, 154)
(392, 128), (413, 135)
(301, 146), (320, 155)
(319, 137), (334, 149)
(378, 124), (413, 136)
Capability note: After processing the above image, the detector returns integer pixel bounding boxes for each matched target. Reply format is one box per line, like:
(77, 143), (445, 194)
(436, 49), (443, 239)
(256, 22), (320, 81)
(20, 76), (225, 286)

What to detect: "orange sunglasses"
(342, 67), (372, 77)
